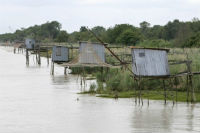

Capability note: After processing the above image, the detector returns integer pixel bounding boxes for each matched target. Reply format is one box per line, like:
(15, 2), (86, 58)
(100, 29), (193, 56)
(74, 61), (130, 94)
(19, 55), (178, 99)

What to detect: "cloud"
(0, 0), (200, 34)
(80, 0), (114, 4)
(188, 0), (200, 3)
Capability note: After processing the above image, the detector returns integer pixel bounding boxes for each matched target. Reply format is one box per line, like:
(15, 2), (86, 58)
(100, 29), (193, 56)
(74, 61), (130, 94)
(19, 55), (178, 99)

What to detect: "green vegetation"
(1, 19), (200, 102)
(0, 21), (62, 42)
(77, 48), (200, 102)
(1, 18), (200, 47)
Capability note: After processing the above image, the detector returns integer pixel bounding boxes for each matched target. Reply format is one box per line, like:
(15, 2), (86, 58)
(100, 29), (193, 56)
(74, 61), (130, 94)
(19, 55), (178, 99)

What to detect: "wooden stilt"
(71, 46), (73, 59)
(26, 49), (29, 65)
(134, 79), (137, 105)
(174, 77), (178, 103)
(186, 75), (189, 103)
(64, 67), (67, 75)
(138, 78), (141, 105)
(169, 79), (175, 106)
(189, 74), (195, 103)
(51, 61), (54, 75)
(14, 48), (16, 54)
(147, 90), (149, 106)
(36, 50), (38, 63)
(46, 48), (49, 65)
(38, 47), (41, 65)
(163, 80), (167, 105)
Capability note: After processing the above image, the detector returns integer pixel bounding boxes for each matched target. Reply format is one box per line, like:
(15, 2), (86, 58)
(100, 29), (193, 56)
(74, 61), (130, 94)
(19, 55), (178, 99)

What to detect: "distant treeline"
(1, 18), (200, 47)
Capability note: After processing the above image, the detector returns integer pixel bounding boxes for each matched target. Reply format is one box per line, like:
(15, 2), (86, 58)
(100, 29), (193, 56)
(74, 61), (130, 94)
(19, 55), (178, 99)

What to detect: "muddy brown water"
(0, 47), (200, 133)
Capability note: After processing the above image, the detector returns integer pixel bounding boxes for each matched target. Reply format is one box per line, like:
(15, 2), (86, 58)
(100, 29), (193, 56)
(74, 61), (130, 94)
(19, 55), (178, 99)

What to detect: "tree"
(106, 24), (138, 44)
(116, 29), (142, 45)
(56, 31), (69, 42)
(147, 25), (164, 39)
(174, 23), (192, 47)
(163, 19), (181, 40)
(184, 32), (200, 47)
(139, 21), (151, 39)
(91, 26), (106, 35)
(140, 21), (150, 32)
(80, 26), (88, 32)
(192, 17), (200, 22)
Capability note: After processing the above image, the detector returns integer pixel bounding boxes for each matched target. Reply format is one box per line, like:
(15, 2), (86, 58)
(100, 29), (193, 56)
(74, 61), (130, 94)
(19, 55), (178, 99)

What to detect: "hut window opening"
(56, 47), (62, 56)
(29, 41), (32, 44)
(139, 52), (145, 57)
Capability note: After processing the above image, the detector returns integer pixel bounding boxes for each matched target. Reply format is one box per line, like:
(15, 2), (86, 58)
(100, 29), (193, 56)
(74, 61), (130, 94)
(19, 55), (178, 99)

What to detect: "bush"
(104, 69), (135, 92)
(89, 83), (96, 93)
(137, 39), (172, 48)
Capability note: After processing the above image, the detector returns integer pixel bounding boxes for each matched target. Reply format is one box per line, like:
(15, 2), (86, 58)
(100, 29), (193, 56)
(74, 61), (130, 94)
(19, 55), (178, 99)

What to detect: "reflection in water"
(0, 47), (200, 133)
(186, 104), (200, 132)
(132, 103), (173, 133)
(51, 75), (69, 85)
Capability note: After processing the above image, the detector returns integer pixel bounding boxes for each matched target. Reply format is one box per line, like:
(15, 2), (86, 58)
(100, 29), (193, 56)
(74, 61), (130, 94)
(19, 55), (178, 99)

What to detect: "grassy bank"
(77, 48), (200, 102)
(77, 67), (200, 102)
(79, 90), (200, 102)
(39, 46), (200, 102)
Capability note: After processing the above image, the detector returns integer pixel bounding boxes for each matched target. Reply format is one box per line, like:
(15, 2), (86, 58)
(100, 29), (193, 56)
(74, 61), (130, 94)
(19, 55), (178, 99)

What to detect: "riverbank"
(79, 90), (200, 102)
(10, 46), (200, 103)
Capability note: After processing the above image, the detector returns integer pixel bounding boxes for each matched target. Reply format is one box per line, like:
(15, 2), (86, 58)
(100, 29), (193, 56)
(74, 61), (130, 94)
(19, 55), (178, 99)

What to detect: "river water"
(0, 47), (200, 133)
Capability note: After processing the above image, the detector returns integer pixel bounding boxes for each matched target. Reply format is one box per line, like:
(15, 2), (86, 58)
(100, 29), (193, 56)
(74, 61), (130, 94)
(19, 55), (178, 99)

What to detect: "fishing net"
(61, 43), (113, 68)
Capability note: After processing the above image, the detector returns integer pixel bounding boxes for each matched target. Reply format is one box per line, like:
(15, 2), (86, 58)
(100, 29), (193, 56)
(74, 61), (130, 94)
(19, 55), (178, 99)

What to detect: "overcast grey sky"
(0, 0), (200, 34)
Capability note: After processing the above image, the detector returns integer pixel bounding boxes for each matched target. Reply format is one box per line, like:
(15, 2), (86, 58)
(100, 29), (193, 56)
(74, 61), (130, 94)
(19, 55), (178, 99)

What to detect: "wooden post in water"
(147, 89), (149, 106)
(189, 74), (195, 103)
(46, 48), (49, 65)
(186, 54), (190, 103)
(38, 46), (41, 65)
(138, 77), (142, 105)
(71, 45), (73, 60)
(134, 79), (137, 105)
(174, 77), (178, 103)
(14, 48), (16, 54)
(163, 80), (167, 105)
(186, 58), (195, 103)
(51, 61), (54, 75)
(170, 79), (175, 106)
(36, 50), (38, 63)
(26, 49), (29, 65)
(186, 75), (190, 103)
(64, 67), (67, 75)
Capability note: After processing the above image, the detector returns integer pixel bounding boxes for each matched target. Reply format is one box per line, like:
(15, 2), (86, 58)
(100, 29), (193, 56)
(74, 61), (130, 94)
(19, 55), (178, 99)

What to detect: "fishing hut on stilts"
(84, 28), (199, 105)
(25, 38), (50, 66)
(130, 47), (200, 105)
(51, 45), (69, 75)
(131, 47), (170, 106)
(56, 41), (113, 91)
(13, 41), (25, 54)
